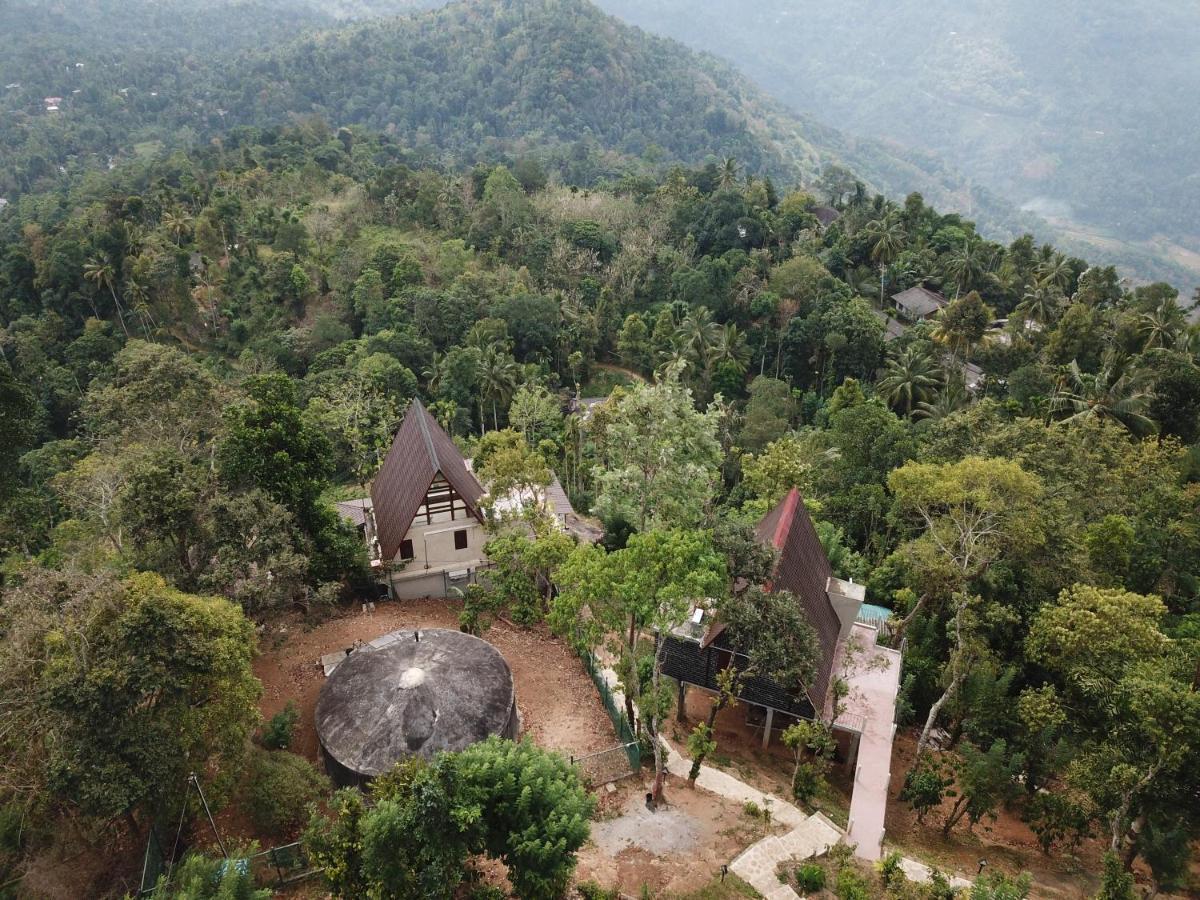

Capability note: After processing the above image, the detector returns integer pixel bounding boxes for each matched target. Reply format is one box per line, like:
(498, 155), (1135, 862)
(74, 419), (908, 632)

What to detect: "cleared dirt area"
(254, 598), (619, 766)
(577, 774), (774, 896)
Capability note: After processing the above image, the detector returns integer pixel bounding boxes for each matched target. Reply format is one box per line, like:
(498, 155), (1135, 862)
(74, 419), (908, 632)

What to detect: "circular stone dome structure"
(316, 628), (518, 787)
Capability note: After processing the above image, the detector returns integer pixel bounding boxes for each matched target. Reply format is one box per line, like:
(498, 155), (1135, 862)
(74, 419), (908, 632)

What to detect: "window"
(454, 529), (469, 550)
(399, 539), (414, 561)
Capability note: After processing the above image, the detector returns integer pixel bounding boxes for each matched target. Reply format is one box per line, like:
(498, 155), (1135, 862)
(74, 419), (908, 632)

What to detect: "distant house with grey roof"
(892, 285), (948, 322)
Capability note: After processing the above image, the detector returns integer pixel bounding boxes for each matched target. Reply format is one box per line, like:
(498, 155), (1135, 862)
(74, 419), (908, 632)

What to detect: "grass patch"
(579, 369), (633, 397)
(671, 872), (762, 899)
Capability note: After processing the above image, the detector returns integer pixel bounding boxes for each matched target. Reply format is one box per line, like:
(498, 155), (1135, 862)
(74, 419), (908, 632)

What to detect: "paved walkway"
(729, 813), (843, 898)
(596, 657), (970, 893)
(834, 623), (903, 861)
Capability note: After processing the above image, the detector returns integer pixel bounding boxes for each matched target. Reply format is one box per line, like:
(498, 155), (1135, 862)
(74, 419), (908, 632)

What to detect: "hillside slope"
(594, 0), (1200, 287)
(1, 0), (1028, 239)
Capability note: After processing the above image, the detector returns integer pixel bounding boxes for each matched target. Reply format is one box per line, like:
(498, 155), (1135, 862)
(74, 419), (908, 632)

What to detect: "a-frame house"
(365, 399), (487, 599)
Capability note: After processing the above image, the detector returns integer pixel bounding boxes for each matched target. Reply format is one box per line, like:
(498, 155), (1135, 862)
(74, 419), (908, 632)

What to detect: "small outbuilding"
(316, 628), (518, 787)
(891, 285), (948, 321)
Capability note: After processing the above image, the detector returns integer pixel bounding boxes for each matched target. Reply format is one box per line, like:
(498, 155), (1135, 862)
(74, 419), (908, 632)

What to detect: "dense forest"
(595, 0), (1200, 288)
(0, 0), (1027, 248)
(1, 107), (1198, 892)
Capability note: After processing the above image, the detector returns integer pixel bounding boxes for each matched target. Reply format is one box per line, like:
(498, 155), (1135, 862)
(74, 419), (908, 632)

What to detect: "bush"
(577, 883), (620, 900)
(260, 701), (299, 750)
(834, 866), (871, 900)
(244, 750), (328, 836)
(795, 862), (827, 893)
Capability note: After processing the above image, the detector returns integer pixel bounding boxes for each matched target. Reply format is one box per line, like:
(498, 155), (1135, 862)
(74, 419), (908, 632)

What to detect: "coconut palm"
(477, 344), (520, 433)
(718, 157), (740, 191)
(1036, 252), (1073, 292)
(710, 323), (750, 374)
(124, 277), (157, 338)
(1016, 284), (1065, 327)
(877, 345), (941, 416)
(1139, 300), (1187, 351)
(674, 307), (720, 370)
(83, 254), (129, 337)
(943, 239), (989, 298)
(914, 376), (971, 422)
(1050, 355), (1155, 435)
(864, 216), (906, 306)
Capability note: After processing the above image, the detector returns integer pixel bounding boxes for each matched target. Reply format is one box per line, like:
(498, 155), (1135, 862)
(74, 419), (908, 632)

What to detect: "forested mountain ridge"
(2, 114), (1199, 893)
(0, 0), (1035, 246)
(593, 0), (1200, 289)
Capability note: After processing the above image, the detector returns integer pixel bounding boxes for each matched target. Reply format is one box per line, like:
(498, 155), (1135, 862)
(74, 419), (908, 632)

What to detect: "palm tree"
(124, 277), (157, 338)
(1139, 301), (1187, 351)
(477, 344), (520, 433)
(877, 345), (941, 416)
(1050, 356), (1155, 435)
(423, 351), (449, 394)
(718, 157), (740, 191)
(709, 323), (750, 374)
(1016, 284), (1065, 327)
(944, 239), (988, 299)
(1036, 252), (1073, 292)
(674, 307), (720, 371)
(83, 254), (129, 337)
(914, 376), (971, 422)
(864, 216), (906, 306)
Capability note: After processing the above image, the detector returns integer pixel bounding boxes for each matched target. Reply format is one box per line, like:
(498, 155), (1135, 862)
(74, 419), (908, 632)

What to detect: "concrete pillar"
(762, 707), (774, 748)
(676, 681), (688, 722)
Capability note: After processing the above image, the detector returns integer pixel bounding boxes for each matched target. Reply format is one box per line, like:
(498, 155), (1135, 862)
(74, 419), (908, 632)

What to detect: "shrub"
(577, 881), (620, 900)
(244, 750), (328, 836)
(877, 852), (905, 890)
(795, 862), (826, 893)
(260, 701), (299, 750)
(834, 866), (871, 900)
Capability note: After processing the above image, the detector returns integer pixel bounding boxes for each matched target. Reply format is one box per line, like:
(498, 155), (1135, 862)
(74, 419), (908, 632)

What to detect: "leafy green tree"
(941, 739), (1024, 835)
(150, 850), (270, 899)
(552, 529), (726, 797)
(687, 587), (820, 775)
(456, 737), (593, 899)
(244, 749), (328, 836)
(933, 291), (993, 359)
(508, 383), (561, 447)
(1027, 584), (1200, 870)
(304, 789), (371, 900)
(592, 363), (721, 532)
(0, 569), (259, 824)
(889, 457), (1043, 754)
(308, 739), (591, 900)
(738, 376), (794, 453)
(219, 374), (358, 584)
(616, 312), (654, 374)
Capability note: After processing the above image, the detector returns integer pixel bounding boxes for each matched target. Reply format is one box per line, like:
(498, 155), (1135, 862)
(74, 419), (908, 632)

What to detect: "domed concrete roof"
(316, 628), (516, 784)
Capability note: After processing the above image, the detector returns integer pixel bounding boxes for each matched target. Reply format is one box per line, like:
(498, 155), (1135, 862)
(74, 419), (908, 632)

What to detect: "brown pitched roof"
(370, 399), (483, 560)
(756, 488), (842, 709)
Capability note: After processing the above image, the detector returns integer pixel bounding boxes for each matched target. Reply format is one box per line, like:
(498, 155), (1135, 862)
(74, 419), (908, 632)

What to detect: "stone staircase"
(728, 812), (843, 899)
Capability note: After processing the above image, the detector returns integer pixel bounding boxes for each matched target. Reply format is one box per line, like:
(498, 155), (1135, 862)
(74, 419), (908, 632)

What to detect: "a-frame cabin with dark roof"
(365, 399), (487, 599)
(658, 488), (866, 746)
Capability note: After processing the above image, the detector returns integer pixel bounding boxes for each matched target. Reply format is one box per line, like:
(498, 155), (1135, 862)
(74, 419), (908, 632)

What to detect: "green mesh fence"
(578, 650), (641, 771)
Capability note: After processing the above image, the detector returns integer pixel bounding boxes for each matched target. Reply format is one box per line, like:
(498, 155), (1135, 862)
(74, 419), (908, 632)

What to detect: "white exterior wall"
(396, 518), (486, 575)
